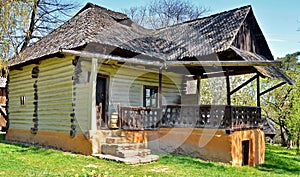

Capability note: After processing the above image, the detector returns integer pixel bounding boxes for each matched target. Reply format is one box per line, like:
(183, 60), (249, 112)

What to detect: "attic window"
(32, 67), (39, 78)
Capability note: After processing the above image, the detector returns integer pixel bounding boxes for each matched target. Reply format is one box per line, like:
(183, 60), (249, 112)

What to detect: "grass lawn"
(0, 138), (299, 177)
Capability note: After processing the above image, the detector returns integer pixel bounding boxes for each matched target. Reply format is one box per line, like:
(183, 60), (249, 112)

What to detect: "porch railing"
(118, 105), (261, 130)
(120, 106), (162, 130)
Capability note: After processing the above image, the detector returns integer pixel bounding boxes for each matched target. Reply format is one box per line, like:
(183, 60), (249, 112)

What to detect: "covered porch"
(64, 47), (292, 134)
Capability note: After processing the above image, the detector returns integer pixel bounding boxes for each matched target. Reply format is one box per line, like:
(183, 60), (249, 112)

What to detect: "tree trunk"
(20, 0), (40, 52)
(279, 120), (287, 147)
(287, 139), (293, 150)
(297, 129), (300, 155)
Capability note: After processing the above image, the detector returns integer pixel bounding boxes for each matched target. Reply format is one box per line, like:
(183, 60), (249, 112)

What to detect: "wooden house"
(6, 3), (293, 166)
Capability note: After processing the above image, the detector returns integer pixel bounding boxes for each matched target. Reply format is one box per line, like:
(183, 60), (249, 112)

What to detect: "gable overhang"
(230, 46), (295, 85)
(60, 48), (290, 83)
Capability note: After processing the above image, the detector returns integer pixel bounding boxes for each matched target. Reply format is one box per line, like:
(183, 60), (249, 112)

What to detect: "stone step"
(106, 137), (128, 144)
(116, 149), (151, 158)
(93, 154), (160, 165)
(101, 143), (140, 154)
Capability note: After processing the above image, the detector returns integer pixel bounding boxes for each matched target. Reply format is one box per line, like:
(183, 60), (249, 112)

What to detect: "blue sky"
(79, 0), (300, 59)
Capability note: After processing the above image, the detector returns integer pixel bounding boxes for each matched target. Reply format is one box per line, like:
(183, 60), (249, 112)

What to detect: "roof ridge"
(156, 5), (252, 30)
(76, 2), (128, 20)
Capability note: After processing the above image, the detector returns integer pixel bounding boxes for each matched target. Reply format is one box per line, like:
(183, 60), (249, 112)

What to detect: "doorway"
(96, 75), (109, 128)
(242, 140), (250, 166)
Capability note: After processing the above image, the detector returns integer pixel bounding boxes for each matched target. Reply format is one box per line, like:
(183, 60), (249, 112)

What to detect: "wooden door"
(96, 76), (108, 128)
(242, 140), (250, 166)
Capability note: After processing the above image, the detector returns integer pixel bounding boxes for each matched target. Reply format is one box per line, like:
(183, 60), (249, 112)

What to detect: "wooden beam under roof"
(61, 49), (282, 67)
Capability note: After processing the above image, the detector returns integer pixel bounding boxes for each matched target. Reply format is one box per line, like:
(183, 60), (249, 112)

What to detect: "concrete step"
(93, 154), (160, 165)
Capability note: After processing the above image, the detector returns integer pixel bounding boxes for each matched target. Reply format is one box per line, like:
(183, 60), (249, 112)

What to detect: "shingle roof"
(9, 3), (252, 65)
(9, 3), (293, 84)
(262, 118), (277, 135)
(12, 3), (153, 65)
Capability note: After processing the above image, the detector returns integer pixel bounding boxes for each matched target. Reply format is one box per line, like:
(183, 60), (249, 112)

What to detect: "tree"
(0, 0), (79, 64)
(0, 0), (30, 74)
(19, 0), (79, 52)
(123, 0), (209, 29)
(261, 52), (300, 150)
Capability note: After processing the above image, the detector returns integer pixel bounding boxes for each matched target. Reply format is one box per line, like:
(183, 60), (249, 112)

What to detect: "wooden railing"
(120, 106), (162, 130)
(161, 105), (230, 128)
(231, 106), (261, 129)
(118, 105), (261, 131)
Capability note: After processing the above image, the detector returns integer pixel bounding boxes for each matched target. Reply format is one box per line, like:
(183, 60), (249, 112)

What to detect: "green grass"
(0, 142), (299, 177)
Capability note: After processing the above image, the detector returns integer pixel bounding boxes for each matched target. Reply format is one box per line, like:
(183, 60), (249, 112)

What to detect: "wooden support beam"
(226, 72), (231, 106)
(257, 74), (260, 107)
(89, 58), (98, 130)
(230, 75), (257, 95)
(259, 82), (286, 96)
(61, 49), (282, 67)
(158, 68), (162, 108)
(197, 76), (201, 105)
(166, 60), (282, 67)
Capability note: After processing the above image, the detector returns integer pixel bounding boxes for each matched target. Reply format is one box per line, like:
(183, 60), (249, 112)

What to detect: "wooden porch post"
(226, 72), (231, 106)
(158, 68), (162, 108)
(89, 58), (98, 130)
(256, 74), (260, 107)
(197, 76), (201, 105)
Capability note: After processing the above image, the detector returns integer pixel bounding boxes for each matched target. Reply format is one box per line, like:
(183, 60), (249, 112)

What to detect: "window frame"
(143, 85), (158, 108)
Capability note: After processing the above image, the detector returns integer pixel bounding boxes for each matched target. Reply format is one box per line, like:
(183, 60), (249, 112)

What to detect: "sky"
(78, 0), (300, 59)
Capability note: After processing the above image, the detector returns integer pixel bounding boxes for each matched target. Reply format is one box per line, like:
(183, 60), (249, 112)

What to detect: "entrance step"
(92, 131), (159, 164)
(105, 137), (127, 144)
(93, 154), (159, 165)
(117, 148), (151, 158)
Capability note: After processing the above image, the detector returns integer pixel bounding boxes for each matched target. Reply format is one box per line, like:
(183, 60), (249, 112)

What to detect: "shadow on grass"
(256, 144), (300, 175)
(0, 140), (56, 156)
(159, 154), (220, 169)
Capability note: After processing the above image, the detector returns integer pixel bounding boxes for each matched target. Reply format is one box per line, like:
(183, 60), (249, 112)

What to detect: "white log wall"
(9, 64), (38, 130)
(38, 56), (74, 132)
(9, 56), (75, 133)
(9, 56), (183, 134)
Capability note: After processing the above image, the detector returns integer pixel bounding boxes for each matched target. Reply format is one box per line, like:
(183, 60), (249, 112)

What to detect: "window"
(20, 96), (26, 105)
(143, 86), (158, 107)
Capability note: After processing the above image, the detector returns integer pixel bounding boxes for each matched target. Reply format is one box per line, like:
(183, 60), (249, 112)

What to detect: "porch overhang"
(61, 48), (293, 85)
(61, 48), (281, 67)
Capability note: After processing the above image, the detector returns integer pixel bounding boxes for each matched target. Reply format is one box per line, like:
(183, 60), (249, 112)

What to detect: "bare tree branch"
(122, 0), (209, 29)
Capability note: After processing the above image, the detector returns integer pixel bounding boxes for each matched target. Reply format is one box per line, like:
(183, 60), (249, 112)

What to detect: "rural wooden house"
(6, 3), (293, 166)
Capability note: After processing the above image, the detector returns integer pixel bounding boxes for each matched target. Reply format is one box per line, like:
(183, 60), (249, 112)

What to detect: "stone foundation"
(6, 129), (92, 155)
(5, 128), (265, 166)
(145, 128), (265, 166)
